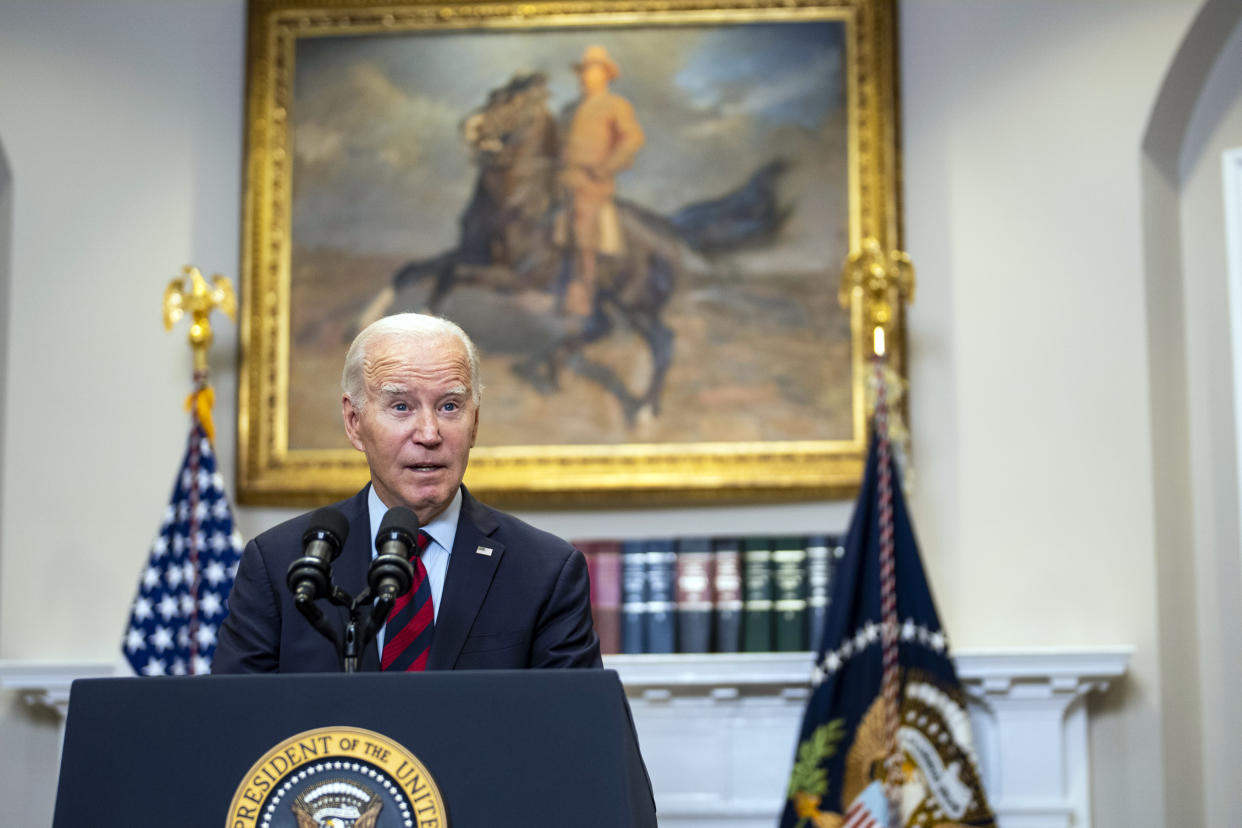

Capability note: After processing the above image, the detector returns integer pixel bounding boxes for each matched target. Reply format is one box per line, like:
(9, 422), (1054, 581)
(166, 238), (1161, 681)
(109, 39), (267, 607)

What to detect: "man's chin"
(397, 484), (454, 523)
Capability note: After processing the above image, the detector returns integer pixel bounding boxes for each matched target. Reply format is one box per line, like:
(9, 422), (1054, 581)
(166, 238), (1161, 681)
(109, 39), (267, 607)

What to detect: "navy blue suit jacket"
(212, 486), (601, 673)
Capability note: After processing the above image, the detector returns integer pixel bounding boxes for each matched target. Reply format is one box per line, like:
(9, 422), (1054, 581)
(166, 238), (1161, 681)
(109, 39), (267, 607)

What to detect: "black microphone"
(286, 507), (350, 604)
(368, 507), (421, 602)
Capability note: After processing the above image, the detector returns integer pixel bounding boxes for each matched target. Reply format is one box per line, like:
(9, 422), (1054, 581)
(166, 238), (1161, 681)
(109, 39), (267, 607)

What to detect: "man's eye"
(393, 402), (409, 412)
(442, 401), (458, 413)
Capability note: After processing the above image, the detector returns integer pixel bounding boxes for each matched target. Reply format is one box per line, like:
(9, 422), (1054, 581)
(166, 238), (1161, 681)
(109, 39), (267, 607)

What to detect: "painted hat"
(573, 44), (620, 79)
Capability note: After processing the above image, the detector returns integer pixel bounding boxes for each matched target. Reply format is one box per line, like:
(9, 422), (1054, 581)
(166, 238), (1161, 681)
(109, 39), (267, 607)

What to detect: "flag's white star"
(157, 595), (179, 620)
(162, 504), (176, 527)
(180, 594), (196, 615)
(142, 565), (161, 590)
(210, 471), (225, 492)
(197, 468), (213, 492)
(142, 657), (167, 676)
(149, 626), (174, 651)
(124, 627), (146, 652)
(230, 531), (243, 551)
(170, 658), (187, 676)
(151, 535), (170, 559)
(212, 499), (230, 519)
(165, 565), (184, 588)
(210, 531), (228, 552)
(180, 469), (193, 490)
(825, 651), (842, 671)
(196, 624), (217, 648)
(199, 437), (213, 457)
(193, 500), (209, 522)
(930, 631), (946, 652)
(177, 626), (191, 648)
(172, 533), (186, 554)
(901, 619), (917, 641)
(203, 561), (227, 586)
(199, 591), (223, 617)
(182, 561), (197, 585)
(132, 597), (154, 621)
(192, 655), (212, 675)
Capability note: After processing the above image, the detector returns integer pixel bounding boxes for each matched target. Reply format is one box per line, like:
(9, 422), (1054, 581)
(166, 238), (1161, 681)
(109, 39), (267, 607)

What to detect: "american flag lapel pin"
(476, 546), (493, 556)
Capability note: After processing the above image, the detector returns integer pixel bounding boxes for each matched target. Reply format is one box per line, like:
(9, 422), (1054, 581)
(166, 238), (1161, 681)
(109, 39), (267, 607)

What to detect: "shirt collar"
(366, 485), (461, 558)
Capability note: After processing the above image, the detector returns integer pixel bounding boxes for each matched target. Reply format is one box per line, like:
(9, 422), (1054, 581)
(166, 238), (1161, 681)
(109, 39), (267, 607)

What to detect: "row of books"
(576, 535), (846, 655)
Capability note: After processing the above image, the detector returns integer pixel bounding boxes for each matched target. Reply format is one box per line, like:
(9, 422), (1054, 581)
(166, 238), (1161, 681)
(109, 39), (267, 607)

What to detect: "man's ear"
(342, 395), (366, 452)
(469, 406), (479, 448)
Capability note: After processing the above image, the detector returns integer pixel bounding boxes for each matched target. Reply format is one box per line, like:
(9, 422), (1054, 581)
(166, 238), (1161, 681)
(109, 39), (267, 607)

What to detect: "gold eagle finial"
(840, 238), (915, 358)
(162, 265), (236, 374)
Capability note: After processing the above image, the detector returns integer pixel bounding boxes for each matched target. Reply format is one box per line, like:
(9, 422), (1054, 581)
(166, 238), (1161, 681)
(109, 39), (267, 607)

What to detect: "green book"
(742, 536), (774, 652)
(772, 536), (808, 651)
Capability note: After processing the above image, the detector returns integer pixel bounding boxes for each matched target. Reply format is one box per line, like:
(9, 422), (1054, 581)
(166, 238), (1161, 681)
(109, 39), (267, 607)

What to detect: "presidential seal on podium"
(227, 726), (446, 828)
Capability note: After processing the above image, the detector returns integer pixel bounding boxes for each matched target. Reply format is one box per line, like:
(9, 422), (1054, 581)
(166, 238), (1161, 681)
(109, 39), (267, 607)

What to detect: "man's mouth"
(408, 464), (442, 472)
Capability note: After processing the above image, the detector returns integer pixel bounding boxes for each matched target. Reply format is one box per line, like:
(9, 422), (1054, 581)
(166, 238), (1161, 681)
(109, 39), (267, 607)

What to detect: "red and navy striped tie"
(381, 530), (434, 672)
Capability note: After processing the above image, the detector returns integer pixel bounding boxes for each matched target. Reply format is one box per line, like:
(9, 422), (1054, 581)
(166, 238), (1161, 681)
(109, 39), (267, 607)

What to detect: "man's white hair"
(341, 313), (483, 411)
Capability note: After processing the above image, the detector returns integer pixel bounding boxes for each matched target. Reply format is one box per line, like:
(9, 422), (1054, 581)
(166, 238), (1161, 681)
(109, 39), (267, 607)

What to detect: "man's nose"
(410, 409), (441, 444)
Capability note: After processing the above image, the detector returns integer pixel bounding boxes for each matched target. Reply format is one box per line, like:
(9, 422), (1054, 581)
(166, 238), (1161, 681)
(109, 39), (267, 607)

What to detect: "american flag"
(122, 421), (242, 676)
(842, 783), (888, 828)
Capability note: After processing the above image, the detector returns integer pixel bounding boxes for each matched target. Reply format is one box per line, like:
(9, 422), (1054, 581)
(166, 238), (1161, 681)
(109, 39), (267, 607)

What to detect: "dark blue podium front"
(54, 669), (655, 827)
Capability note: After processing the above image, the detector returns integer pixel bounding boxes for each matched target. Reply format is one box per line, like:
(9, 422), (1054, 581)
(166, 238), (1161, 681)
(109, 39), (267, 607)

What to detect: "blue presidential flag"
(122, 421), (242, 676)
(781, 430), (995, 828)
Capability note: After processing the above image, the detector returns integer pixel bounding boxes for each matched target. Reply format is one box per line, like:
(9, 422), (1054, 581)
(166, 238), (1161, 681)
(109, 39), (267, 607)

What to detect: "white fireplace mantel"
(1, 648), (1129, 827)
(604, 648), (1131, 828)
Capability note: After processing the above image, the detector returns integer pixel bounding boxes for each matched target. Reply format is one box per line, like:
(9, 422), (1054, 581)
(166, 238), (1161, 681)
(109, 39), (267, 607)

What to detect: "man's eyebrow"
(444, 384), (468, 397)
(379, 383), (408, 395)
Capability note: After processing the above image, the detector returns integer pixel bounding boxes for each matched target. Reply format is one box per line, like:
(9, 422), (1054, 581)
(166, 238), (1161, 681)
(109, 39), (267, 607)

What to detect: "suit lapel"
(428, 488), (505, 670)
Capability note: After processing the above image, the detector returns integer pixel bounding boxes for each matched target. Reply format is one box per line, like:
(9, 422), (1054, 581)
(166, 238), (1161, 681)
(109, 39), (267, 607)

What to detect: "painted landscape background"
(285, 21), (852, 450)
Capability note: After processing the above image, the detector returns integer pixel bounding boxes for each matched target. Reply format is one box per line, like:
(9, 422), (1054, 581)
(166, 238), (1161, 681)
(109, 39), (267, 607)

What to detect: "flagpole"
(161, 265), (236, 674)
(841, 239), (914, 828)
(873, 348), (903, 828)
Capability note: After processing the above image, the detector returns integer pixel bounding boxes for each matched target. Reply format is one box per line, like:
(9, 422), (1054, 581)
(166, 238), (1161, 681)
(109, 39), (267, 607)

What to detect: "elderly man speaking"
(213, 313), (602, 673)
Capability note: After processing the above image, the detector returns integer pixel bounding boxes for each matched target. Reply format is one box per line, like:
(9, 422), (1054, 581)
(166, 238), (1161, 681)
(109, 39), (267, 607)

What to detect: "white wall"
(899, 3), (1200, 825)
(3, 1), (1239, 826)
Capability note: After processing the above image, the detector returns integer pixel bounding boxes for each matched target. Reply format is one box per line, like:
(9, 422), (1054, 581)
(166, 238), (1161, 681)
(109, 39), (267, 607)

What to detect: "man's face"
(579, 63), (610, 94)
(342, 334), (479, 524)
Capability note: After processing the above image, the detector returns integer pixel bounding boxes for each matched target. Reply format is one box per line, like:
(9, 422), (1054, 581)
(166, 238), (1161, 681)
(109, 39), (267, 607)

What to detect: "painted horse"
(353, 71), (790, 424)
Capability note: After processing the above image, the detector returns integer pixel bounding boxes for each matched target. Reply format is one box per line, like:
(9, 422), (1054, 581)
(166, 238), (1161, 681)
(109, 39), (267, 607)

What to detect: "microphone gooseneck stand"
(291, 585), (400, 673)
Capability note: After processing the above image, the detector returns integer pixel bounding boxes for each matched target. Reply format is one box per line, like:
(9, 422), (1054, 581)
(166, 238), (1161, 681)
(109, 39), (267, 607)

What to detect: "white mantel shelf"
(604, 648), (1131, 828)
(1, 648), (1130, 828)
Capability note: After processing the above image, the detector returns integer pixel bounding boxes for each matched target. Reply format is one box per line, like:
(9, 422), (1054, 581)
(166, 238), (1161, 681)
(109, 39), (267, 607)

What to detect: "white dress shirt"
(367, 485), (460, 652)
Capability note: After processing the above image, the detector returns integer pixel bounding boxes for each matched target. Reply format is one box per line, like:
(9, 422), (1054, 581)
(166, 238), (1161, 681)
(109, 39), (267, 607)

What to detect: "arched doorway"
(1140, 1), (1242, 823)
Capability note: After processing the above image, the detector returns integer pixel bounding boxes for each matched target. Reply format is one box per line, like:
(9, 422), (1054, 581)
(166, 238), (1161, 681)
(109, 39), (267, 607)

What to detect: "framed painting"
(237, 0), (902, 507)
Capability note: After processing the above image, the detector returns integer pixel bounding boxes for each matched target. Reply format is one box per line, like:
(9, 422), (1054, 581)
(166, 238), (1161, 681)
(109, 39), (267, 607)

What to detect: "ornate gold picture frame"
(237, 0), (901, 507)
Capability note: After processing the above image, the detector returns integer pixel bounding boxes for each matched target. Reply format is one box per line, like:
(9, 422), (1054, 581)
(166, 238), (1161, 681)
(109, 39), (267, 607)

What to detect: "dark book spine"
(675, 538), (714, 653)
(773, 536), (808, 651)
(644, 539), (677, 654)
(805, 534), (833, 653)
(742, 537), (774, 652)
(712, 538), (743, 653)
(590, 540), (622, 655)
(621, 540), (647, 654)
